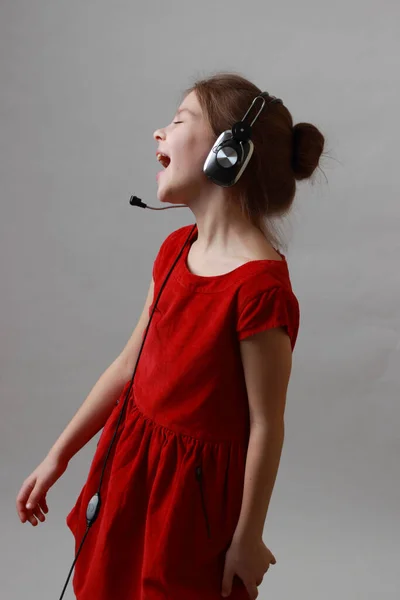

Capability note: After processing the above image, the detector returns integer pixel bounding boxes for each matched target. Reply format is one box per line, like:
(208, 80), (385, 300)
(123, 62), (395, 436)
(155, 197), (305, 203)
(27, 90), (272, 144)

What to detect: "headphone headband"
(243, 92), (283, 128)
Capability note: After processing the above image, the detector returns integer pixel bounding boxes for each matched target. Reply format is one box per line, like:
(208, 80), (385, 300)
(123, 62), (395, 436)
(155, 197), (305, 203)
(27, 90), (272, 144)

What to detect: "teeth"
(157, 153), (170, 168)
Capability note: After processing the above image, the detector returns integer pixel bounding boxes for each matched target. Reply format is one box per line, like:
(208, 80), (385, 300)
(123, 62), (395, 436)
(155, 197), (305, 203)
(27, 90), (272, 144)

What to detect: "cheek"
(172, 134), (213, 176)
(174, 149), (207, 176)
(192, 140), (213, 166)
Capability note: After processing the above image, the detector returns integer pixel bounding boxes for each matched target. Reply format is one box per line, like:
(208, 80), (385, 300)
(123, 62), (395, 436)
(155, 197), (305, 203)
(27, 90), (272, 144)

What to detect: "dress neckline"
(173, 224), (288, 290)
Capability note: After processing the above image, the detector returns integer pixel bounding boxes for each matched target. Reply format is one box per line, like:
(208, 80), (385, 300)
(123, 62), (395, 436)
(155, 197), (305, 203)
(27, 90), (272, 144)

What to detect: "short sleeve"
(236, 286), (300, 350)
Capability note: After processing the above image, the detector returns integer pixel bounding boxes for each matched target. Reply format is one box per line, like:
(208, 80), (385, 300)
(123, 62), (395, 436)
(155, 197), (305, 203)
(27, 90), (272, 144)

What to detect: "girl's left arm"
(234, 325), (293, 542)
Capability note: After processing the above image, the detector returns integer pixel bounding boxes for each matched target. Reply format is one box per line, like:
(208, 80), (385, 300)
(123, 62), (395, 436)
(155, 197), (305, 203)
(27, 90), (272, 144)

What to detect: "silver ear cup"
(203, 131), (253, 187)
(216, 145), (239, 168)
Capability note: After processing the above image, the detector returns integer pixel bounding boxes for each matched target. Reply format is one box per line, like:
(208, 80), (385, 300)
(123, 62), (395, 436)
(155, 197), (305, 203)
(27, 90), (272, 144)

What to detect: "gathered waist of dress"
(131, 398), (249, 447)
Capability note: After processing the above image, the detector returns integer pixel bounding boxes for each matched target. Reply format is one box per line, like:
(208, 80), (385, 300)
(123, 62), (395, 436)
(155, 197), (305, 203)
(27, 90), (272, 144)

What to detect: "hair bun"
(292, 122), (325, 181)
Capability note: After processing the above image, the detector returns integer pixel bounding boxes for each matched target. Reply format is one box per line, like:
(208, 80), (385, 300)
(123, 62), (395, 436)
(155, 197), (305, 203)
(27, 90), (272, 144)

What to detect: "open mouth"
(157, 153), (171, 169)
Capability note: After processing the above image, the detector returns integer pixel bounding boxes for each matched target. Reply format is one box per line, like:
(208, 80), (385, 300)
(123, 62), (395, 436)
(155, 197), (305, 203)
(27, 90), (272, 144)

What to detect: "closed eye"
(173, 121), (183, 124)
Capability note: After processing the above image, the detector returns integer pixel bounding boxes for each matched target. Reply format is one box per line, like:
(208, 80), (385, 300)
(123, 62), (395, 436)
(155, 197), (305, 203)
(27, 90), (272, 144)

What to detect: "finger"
(17, 496), (34, 522)
(16, 480), (35, 521)
(246, 583), (258, 599)
(24, 502), (39, 526)
(32, 505), (46, 523)
(17, 479), (35, 505)
(221, 568), (233, 597)
(25, 491), (48, 523)
(221, 580), (232, 597)
(27, 513), (38, 526)
(17, 501), (28, 523)
(39, 497), (49, 514)
(26, 485), (46, 512)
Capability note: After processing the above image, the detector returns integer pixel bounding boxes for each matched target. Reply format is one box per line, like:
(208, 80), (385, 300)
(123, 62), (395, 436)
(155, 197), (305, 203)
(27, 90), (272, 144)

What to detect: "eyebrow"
(176, 107), (197, 117)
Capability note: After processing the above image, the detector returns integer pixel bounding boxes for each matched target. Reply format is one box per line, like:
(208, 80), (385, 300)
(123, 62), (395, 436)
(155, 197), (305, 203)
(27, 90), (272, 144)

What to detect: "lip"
(156, 150), (169, 161)
(156, 171), (165, 180)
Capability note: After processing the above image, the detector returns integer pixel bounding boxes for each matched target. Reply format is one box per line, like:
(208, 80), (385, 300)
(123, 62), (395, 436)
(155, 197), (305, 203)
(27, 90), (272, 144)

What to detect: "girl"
(16, 72), (325, 599)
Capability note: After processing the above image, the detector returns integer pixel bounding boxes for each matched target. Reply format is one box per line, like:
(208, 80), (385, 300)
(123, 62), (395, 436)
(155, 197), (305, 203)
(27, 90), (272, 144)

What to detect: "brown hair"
(182, 71), (327, 249)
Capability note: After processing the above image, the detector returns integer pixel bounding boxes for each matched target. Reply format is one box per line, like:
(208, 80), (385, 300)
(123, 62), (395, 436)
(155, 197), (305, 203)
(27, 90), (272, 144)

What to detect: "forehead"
(175, 92), (202, 118)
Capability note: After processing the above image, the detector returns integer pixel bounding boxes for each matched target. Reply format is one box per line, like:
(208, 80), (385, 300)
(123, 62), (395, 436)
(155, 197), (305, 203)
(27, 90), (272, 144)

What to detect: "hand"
(16, 453), (69, 526)
(221, 534), (276, 599)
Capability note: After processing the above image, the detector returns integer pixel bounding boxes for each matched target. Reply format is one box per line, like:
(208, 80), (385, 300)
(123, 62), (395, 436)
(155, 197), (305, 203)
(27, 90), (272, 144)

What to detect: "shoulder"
(237, 265), (298, 310)
(152, 224), (193, 280)
(236, 271), (300, 351)
(158, 224), (194, 252)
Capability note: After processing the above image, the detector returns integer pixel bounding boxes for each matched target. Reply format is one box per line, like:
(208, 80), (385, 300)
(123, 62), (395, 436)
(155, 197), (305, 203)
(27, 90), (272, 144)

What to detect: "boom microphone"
(129, 195), (188, 210)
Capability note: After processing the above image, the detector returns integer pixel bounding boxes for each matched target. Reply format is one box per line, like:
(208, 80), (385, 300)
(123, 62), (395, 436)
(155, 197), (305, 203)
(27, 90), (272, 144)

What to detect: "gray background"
(1, 1), (399, 598)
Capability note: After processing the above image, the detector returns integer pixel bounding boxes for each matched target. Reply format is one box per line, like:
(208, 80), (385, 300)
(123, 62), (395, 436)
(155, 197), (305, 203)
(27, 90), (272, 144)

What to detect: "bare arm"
(233, 326), (292, 542)
(48, 276), (155, 465)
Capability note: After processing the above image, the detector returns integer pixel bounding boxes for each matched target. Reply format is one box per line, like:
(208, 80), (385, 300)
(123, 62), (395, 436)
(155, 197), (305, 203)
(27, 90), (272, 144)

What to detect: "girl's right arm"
(16, 276), (155, 526)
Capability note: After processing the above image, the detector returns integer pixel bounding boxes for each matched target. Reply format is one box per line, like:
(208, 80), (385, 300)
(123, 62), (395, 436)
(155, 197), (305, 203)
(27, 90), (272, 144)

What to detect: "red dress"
(66, 223), (300, 599)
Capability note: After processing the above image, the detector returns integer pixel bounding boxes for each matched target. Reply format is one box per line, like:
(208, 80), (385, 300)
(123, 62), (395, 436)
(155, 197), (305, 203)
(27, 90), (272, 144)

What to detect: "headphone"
(58, 91), (283, 599)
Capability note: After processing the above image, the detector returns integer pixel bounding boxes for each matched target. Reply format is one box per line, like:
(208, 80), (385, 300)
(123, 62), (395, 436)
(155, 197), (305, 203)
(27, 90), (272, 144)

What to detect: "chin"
(156, 185), (187, 206)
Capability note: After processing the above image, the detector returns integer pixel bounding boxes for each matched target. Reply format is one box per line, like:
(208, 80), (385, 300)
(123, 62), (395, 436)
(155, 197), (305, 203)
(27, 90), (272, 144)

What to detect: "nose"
(153, 127), (165, 142)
